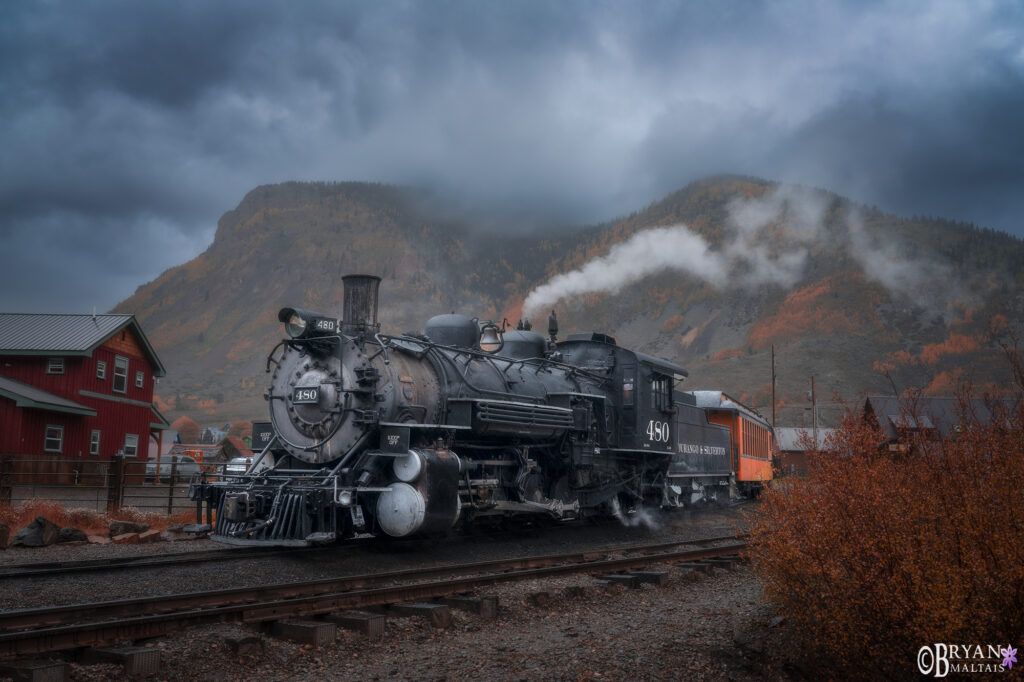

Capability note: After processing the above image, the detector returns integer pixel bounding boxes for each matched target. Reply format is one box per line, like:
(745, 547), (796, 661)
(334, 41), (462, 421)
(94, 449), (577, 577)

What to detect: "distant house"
(774, 427), (836, 476)
(864, 395), (1016, 452)
(0, 313), (168, 468)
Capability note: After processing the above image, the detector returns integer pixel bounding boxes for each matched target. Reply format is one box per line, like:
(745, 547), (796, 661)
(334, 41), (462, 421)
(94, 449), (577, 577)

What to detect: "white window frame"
(135, 370), (145, 388)
(44, 425), (64, 453)
(96, 360), (106, 380)
(113, 356), (129, 393)
(89, 429), (101, 455)
(46, 357), (65, 375)
(123, 434), (138, 457)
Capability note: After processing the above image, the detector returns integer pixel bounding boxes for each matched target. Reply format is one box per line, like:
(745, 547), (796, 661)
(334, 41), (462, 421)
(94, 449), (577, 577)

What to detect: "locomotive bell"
(478, 322), (503, 353)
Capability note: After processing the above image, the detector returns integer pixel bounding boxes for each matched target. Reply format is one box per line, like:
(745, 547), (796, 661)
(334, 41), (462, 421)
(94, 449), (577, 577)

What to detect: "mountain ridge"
(113, 176), (1024, 425)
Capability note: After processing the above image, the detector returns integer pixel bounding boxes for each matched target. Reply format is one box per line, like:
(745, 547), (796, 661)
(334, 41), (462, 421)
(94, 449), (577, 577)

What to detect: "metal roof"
(775, 427), (835, 451)
(865, 395), (1014, 440)
(633, 350), (688, 378)
(688, 390), (771, 428)
(0, 313), (165, 377)
(0, 375), (97, 416)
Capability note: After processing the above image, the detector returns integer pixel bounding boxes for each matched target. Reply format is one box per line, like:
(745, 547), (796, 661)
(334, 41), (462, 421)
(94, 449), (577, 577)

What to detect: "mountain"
(114, 177), (1024, 426)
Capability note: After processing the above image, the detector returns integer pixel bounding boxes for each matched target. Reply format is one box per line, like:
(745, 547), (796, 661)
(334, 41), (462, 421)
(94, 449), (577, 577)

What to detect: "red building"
(0, 313), (168, 466)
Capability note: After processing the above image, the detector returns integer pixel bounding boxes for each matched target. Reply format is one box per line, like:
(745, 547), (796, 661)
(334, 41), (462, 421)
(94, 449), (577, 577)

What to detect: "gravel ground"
(1, 504), (802, 680)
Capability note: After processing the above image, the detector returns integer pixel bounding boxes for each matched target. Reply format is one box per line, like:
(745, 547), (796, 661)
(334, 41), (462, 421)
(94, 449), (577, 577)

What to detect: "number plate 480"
(292, 387), (320, 404)
(646, 419), (670, 443)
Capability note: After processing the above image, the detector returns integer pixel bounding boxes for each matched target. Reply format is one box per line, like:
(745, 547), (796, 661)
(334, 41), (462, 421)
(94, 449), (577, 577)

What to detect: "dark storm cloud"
(1, 1), (1022, 313)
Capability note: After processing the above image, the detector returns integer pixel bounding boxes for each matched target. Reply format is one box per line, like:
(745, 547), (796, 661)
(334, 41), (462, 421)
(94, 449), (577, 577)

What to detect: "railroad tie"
(390, 603), (451, 628)
(595, 574), (642, 588)
(701, 558), (738, 571)
(439, 595), (498, 620)
(81, 646), (160, 678)
(270, 620), (336, 647)
(627, 570), (669, 586)
(321, 612), (386, 639)
(0, 659), (69, 682)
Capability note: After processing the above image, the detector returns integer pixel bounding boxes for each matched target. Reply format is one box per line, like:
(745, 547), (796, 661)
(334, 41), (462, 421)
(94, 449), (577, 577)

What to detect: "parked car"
(145, 454), (200, 483)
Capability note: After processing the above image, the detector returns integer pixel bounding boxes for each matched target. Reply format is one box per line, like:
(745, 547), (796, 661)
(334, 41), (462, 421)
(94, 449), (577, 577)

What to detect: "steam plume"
(522, 184), (966, 317)
(523, 225), (727, 318)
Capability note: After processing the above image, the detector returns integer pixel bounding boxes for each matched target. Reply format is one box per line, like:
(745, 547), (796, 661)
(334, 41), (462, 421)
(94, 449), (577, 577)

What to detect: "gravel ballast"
(1, 505), (800, 680)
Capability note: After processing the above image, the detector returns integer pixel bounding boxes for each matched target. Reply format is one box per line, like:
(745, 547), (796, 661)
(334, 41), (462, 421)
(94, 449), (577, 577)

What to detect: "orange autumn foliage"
(750, 392), (1024, 679)
(0, 500), (194, 537)
(747, 280), (858, 349)
(661, 314), (685, 332)
(709, 347), (744, 362)
(919, 333), (980, 365)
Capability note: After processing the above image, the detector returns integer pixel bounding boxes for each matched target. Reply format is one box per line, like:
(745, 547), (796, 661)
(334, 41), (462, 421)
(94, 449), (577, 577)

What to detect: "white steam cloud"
(522, 184), (963, 318)
(523, 225), (728, 318)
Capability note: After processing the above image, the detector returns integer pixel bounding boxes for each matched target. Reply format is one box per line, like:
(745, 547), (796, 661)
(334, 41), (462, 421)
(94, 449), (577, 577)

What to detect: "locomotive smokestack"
(342, 274), (381, 336)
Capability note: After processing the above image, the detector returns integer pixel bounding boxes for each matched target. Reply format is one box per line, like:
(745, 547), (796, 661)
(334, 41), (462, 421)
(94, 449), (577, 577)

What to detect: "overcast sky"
(1, 1), (1022, 313)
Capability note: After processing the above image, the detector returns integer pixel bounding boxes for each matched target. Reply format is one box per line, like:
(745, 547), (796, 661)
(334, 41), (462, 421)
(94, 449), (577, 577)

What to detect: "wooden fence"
(0, 455), (210, 515)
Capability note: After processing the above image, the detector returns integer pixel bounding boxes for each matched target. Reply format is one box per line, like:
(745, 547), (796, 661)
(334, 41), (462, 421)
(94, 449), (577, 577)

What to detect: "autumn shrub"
(750, 392), (1024, 679)
(0, 499), (194, 536)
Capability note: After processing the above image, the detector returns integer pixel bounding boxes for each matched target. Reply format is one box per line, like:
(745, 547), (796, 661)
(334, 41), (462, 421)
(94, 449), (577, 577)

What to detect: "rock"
(182, 523), (212, 535)
(109, 520), (150, 537)
(88, 535), (111, 545)
(10, 516), (60, 547)
(58, 527), (89, 543)
(0, 522), (9, 549)
(139, 529), (162, 543)
(112, 532), (140, 544)
(226, 636), (264, 659)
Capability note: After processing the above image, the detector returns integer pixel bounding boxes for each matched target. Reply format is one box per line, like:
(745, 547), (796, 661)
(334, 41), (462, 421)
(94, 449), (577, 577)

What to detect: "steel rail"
(0, 540), (746, 657)
(0, 534), (744, 631)
(0, 546), (305, 579)
(0, 526), (746, 580)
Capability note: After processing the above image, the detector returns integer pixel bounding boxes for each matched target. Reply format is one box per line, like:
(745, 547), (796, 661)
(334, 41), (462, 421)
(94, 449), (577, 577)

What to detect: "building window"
(123, 434), (138, 457)
(97, 360), (106, 379)
(46, 358), (65, 374)
(90, 430), (101, 455)
(135, 370), (145, 388)
(113, 356), (129, 393)
(44, 425), (64, 453)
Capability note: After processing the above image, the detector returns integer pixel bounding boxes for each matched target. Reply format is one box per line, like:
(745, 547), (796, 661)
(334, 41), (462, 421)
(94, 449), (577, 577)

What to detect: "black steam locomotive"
(193, 275), (767, 546)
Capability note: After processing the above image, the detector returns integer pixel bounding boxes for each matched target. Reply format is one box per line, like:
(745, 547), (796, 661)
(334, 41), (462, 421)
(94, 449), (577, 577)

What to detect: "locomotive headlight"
(278, 307), (336, 339)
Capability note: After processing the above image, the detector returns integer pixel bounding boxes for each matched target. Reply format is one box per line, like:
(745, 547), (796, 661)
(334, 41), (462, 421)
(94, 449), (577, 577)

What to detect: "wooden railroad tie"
(81, 646), (160, 678)
(0, 659), (70, 682)
(321, 611), (386, 639)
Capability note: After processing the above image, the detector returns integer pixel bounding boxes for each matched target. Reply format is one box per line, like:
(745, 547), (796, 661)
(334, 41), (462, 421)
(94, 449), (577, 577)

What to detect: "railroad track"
(0, 544), (330, 580)
(0, 505), (750, 580)
(0, 537), (746, 657)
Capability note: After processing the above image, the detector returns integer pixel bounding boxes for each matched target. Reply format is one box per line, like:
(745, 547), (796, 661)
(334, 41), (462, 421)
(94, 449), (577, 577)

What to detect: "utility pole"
(810, 376), (817, 447)
(771, 345), (776, 428)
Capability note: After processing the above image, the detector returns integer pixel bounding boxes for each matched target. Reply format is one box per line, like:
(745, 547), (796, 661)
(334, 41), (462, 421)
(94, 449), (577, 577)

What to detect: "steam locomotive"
(192, 275), (773, 546)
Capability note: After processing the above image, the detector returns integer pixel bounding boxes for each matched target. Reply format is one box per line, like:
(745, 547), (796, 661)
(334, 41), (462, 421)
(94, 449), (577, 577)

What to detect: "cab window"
(651, 373), (671, 411)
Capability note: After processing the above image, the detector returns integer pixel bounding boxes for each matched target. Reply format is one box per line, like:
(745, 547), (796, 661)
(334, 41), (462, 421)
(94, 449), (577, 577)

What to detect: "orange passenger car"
(688, 390), (774, 494)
